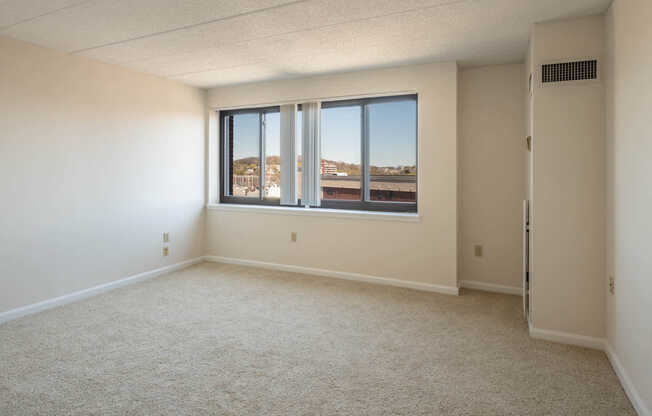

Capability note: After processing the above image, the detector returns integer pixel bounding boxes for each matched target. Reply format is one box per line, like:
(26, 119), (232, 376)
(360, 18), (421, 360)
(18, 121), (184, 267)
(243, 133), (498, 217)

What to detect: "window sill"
(206, 203), (421, 223)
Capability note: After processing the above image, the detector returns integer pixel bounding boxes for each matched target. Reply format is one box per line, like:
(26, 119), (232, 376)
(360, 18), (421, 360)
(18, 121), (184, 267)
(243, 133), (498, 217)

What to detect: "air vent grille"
(542, 60), (597, 83)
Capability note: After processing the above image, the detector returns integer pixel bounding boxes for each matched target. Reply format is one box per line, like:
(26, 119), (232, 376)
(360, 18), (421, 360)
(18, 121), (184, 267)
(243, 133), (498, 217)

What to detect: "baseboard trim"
(528, 325), (606, 351)
(605, 343), (650, 416)
(0, 257), (203, 325)
(203, 255), (460, 296)
(460, 280), (522, 296)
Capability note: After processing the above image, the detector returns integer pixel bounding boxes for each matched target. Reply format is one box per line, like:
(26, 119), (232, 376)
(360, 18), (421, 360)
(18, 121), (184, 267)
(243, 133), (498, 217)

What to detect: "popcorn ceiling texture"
(0, 263), (635, 415)
(0, 0), (611, 87)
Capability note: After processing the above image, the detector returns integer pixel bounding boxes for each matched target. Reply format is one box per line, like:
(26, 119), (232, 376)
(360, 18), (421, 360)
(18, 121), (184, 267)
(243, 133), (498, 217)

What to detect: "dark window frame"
(219, 94), (417, 213)
(320, 94), (417, 212)
(220, 106), (281, 206)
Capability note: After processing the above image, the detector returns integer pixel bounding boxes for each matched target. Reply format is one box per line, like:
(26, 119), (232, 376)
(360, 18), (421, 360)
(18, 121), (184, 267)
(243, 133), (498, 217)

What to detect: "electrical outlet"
(163, 232), (169, 243)
(291, 232), (297, 242)
(162, 247), (169, 257)
(474, 245), (483, 257)
(609, 276), (615, 294)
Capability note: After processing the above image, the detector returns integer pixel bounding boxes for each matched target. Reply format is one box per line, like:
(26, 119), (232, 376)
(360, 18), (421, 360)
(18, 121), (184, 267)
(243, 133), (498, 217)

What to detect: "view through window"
(230, 113), (260, 199)
(220, 95), (417, 212)
(367, 99), (417, 202)
(224, 108), (280, 202)
(264, 112), (280, 199)
(320, 105), (361, 201)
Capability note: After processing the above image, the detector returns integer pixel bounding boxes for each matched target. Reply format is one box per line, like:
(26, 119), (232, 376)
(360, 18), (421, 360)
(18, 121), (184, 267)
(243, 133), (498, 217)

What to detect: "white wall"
(459, 64), (525, 291)
(205, 63), (459, 290)
(0, 36), (206, 313)
(529, 16), (606, 338)
(605, 1), (652, 414)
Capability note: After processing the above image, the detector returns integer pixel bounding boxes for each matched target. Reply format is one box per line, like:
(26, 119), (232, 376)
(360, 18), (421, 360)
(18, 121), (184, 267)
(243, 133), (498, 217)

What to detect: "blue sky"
(232, 113), (259, 160)
(232, 112), (280, 160)
(233, 99), (416, 167)
(368, 100), (417, 166)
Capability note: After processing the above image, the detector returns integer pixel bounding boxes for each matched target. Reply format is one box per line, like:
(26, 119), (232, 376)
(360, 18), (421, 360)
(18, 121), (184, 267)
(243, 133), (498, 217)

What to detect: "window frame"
(219, 106), (281, 206)
(320, 94), (417, 212)
(218, 94), (418, 213)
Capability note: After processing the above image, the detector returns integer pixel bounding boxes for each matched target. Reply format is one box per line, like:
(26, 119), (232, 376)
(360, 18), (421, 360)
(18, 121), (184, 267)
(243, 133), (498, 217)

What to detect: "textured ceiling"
(0, 0), (611, 88)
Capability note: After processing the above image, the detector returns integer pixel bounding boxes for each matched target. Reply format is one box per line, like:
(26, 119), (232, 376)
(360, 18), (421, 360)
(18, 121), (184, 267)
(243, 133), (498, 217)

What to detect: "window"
(221, 107), (280, 205)
(220, 94), (417, 212)
(319, 95), (417, 211)
(320, 104), (361, 201)
(264, 112), (281, 199)
(229, 112), (260, 199)
(367, 99), (417, 203)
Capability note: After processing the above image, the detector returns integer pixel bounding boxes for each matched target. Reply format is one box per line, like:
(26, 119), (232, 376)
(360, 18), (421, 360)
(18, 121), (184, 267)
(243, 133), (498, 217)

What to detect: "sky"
(232, 99), (417, 167)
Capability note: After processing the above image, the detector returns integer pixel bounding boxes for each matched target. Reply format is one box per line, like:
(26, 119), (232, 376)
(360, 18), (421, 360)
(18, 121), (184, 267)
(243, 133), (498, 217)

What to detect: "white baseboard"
(528, 325), (606, 351)
(460, 280), (522, 296)
(605, 343), (650, 416)
(0, 257), (203, 325)
(203, 255), (460, 296)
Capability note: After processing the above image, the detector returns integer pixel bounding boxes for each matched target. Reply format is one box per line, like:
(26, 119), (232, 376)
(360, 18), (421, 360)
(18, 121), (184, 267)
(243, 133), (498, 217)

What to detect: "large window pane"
(320, 105), (361, 200)
(230, 113), (260, 198)
(264, 112), (280, 199)
(367, 100), (417, 202)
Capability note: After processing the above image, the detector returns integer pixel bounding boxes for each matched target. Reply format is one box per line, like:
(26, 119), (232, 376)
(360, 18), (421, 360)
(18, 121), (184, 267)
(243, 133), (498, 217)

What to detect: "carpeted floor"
(0, 262), (635, 415)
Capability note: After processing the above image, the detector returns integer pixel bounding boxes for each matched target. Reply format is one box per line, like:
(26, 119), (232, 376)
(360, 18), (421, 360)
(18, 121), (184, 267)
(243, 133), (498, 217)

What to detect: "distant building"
(265, 183), (280, 198)
(233, 175), (259, 192)
(320, 176), (416, 202)
(320, 160), (337, 175)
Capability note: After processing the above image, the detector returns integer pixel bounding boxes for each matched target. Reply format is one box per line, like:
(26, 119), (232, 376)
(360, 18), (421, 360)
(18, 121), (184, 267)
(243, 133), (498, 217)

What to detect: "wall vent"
(541, 60), (597, 83)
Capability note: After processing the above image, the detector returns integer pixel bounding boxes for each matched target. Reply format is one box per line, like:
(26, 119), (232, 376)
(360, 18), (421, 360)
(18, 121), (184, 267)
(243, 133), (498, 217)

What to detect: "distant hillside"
(233, 156), (414, 176)
(234, 156), (279, 165)
(233, 156), (258, 165)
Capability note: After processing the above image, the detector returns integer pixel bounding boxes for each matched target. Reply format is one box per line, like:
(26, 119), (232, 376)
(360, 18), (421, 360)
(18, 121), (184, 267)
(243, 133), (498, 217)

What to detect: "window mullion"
(359, 104), (364, 203)
(224, 115), (233, 197)
(223, 116), (228, 196)
(260, 112), (265, 200)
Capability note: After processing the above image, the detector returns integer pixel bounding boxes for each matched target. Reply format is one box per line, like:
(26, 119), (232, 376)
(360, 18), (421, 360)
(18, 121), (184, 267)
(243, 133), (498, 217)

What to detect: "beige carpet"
(0, 262), (635, 415)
